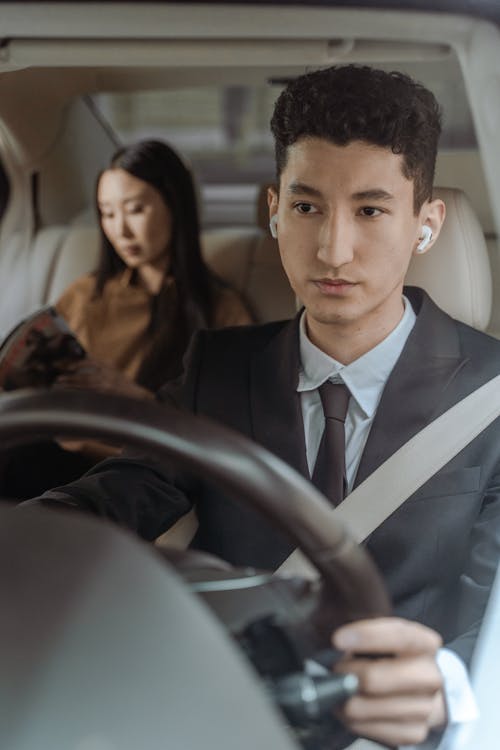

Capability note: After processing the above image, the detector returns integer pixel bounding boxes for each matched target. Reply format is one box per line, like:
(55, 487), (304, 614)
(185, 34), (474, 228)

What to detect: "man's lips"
(313, 278), (357, 293)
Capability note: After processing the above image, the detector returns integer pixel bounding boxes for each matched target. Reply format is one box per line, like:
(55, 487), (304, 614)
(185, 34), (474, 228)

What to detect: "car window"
(93, 84), (279, 227)
(93, 52), (479, 230)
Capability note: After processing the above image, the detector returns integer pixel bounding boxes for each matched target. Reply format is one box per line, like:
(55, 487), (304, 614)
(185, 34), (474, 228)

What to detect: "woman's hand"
(55, 357), (154, 400)
(332, 617), (446, 747)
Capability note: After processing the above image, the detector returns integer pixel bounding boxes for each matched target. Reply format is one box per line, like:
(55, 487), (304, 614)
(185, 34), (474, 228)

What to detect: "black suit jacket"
(43, 287), (500, 665)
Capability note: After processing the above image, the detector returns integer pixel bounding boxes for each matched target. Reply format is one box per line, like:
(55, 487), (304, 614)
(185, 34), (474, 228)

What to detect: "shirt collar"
(297, 296), (417, 418)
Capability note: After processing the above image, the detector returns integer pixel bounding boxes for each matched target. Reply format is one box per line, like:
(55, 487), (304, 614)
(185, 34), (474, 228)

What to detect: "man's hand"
(332, 617), (446, 747)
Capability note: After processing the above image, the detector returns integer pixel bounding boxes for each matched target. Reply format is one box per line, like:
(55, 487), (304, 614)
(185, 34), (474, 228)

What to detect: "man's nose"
(317, 214), (354, 268)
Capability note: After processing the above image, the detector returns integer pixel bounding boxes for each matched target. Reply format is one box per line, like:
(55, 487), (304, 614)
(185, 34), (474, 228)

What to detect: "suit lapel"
(354, 288), (469, 486)
(250, 313), (309, 480)
(248, 291), (468, 487)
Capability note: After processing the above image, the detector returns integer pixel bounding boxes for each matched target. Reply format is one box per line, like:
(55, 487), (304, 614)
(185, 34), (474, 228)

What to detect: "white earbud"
(269, 215), (278, 239)
(416, 225), (433, 253)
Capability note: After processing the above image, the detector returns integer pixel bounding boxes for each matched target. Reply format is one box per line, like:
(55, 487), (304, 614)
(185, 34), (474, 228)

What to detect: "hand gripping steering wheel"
(0, 388), (391, 729)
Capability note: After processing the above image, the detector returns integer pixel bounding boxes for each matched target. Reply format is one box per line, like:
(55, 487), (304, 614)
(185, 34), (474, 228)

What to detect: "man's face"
(269, 138), (442, 359)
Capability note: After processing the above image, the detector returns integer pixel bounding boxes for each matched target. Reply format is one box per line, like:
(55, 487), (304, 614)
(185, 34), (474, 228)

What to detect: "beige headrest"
(405, 187), (492, 330)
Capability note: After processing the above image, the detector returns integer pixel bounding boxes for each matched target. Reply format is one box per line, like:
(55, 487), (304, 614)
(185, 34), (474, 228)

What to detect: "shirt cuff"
(436, 647), (478, 725)
(398, 647), (479, 750)
(308, 648), (478, 750)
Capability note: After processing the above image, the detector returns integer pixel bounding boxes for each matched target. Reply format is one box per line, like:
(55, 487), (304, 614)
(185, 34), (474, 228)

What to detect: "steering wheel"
(0, 388), (390, 725)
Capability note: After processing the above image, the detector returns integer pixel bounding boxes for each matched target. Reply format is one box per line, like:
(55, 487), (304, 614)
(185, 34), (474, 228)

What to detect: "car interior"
(0, 2), (499, 749)
(0, 5), (499, 336)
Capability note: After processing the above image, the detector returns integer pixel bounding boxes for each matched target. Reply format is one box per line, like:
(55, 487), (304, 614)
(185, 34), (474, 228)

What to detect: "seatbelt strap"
(277, 372), (500, 579)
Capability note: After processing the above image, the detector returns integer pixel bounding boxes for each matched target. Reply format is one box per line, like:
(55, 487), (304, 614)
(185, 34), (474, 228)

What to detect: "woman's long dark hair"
(94, 139), (221, 390)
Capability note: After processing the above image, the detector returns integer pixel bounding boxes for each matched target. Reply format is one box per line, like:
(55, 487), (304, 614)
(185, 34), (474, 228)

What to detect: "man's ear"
(267, 185), (279, 239)
(414, 197), (446, 256)
(267, 185), (279, 215)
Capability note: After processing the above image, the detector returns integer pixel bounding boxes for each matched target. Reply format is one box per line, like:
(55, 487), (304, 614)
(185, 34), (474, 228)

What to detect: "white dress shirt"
(296, 297), (478, 746)
(298, 296), (416, 488)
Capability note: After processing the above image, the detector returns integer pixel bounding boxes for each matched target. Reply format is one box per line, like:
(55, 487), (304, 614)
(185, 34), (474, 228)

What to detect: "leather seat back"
(405, 186), (492, 330)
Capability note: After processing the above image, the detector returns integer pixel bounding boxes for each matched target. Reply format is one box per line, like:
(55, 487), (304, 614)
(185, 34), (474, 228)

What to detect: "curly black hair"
(270, 65), (442, 212)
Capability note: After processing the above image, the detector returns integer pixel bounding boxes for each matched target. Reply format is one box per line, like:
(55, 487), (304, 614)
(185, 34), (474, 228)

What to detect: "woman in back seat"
(0, 139), (252, 497)
(55, 138), (252, 397)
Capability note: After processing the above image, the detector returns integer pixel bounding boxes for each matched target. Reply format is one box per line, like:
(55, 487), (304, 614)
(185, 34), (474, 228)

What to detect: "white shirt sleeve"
(400, 647), (479, 750)
(436, 648), (478, 725)
(305, 647), (478, 750)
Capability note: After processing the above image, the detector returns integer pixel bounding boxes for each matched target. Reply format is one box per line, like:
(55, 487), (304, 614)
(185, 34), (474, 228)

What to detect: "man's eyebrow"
(286, 182), (323, 198)
(285, 184), (395, 202)
(352, 189), (395, 202)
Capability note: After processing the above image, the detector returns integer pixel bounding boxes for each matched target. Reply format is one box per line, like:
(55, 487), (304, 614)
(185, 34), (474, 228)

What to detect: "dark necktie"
(312, 381), (351, 506)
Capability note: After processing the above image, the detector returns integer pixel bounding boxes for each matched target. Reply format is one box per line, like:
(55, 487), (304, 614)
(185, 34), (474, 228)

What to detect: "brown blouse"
(55, 269), (253, 383)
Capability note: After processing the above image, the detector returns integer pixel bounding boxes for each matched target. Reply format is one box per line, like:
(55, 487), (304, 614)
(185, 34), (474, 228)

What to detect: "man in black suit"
(37, 66), (500, 747)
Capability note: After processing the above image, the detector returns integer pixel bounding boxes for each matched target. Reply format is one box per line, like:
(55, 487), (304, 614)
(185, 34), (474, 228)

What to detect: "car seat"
(406, 186), (491, 331)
